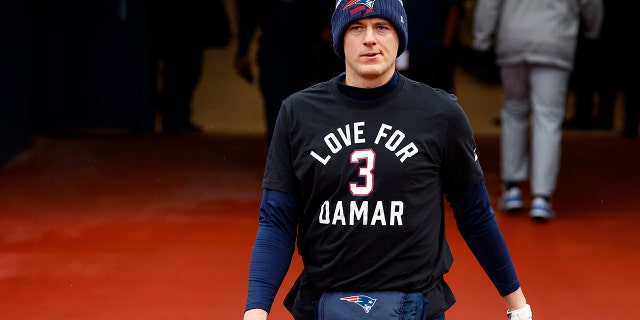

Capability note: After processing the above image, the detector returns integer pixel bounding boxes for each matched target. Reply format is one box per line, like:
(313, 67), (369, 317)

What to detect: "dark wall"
(1, 0), (155, 168)
(32, 0), (154, 132)
(0, 0), (33, 168)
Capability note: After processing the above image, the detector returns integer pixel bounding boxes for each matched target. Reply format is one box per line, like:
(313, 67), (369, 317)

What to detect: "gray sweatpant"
(499, 63), (570, 197)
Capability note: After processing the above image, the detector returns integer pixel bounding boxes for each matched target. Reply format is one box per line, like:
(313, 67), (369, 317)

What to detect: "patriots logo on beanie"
(331, 0), (408, 59)
(342, 0), (375, 12)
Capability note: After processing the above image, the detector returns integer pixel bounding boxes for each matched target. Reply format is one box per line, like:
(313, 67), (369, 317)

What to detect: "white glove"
(507, 304), (532, 320)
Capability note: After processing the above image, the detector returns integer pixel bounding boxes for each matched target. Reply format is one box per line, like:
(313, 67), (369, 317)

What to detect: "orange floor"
(1, 131), (639, 319)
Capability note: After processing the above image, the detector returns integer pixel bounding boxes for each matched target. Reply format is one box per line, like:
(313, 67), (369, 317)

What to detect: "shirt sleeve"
(446, 179), (521, 296)
(245, 189), (298, 313)
(442, 94), (484, 192)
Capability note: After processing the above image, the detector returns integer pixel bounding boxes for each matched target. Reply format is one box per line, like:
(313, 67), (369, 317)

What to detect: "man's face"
(343, 17), (399, 88)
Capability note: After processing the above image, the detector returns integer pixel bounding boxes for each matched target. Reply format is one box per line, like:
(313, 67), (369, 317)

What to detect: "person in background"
(473, 0), (603, 221)
(149, 0), (231, 134)
(562, 32), (614, 131)
(398, 0), (463, 94)
(563, 0), (638, 138)
(243, 1), (532, 319)
(311, 2), (346, 84)
(234, 0), (328, 143)
(563, 1), (616, 131)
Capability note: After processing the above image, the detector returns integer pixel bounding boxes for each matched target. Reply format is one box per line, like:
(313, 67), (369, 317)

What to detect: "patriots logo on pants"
(339, 295), (377, 313)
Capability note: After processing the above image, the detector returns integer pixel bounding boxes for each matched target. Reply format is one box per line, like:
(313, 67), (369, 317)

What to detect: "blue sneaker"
(499, 187), (524, 212)
(529, 197), (555, 222)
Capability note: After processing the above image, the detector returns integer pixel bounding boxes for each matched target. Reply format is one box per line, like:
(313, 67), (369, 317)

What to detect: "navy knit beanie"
(331, 0), (408, 59)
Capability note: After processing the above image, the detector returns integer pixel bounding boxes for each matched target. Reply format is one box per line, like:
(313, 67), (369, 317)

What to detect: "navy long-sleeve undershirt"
(245, 180), (520, 312)
(447, 180), (521, 296)
(245, 189), (298, 313)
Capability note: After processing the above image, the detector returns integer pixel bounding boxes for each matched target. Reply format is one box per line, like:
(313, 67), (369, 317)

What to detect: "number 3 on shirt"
(349, 149), (375, 196)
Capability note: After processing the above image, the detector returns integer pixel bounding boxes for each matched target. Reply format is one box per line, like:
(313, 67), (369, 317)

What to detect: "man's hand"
(244, 308), (268, 320)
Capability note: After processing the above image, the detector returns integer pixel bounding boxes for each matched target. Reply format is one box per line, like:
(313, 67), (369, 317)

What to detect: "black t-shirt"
(263, 74), (484, 314)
